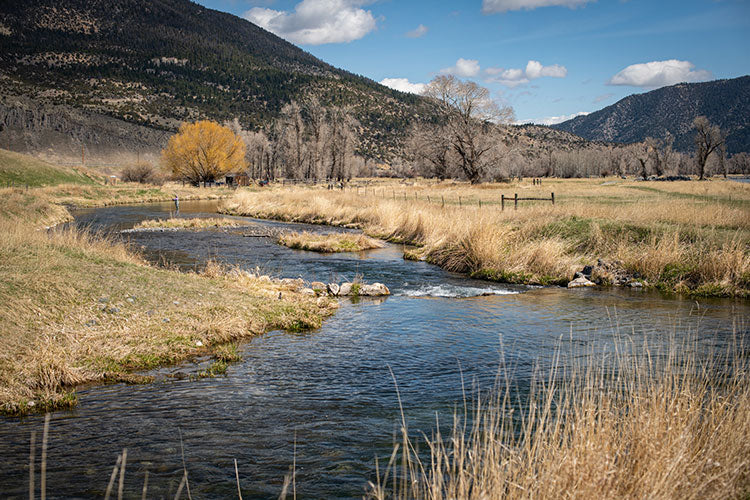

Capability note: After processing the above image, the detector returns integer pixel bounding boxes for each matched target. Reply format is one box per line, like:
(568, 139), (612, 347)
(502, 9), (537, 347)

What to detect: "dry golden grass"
(220, 178), (750, 296)
(278, 231), (384, 253)
(134, 216), (248, 230)
(0, 198), (335, 415)
(36, 181), (237, 208)
(368, 333), (750, 500)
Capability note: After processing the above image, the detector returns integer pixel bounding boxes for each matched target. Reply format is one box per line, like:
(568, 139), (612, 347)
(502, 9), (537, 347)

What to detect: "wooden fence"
(501, 192), (555, 210)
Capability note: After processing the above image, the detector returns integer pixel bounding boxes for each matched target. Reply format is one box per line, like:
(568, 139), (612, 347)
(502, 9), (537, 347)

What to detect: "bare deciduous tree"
(280, 101), (307, 179)
(693, 116), (725, 180)
(406, 122), (453, 180)
(423, 75), (515, 183)
(327, 106), (359, 181)
(645, 133), (674, 177)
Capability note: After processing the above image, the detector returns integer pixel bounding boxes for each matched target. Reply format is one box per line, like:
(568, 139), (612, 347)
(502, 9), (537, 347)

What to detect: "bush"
(120, 164), (161, 184)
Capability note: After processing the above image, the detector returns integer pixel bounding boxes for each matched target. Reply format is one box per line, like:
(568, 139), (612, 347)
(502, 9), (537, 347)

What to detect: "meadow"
(221, 177), (750, 297)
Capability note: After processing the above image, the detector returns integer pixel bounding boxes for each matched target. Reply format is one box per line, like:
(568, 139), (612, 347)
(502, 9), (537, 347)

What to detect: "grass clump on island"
(134, 216), (248, 230)
(220, 178), (750, 297)
(279, 231), (384, 253)
(368, 333), (750, 500)
(0, 193), (336, 415)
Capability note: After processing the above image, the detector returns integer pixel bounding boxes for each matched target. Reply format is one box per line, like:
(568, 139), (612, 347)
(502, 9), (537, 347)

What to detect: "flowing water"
(0, 200), (747, 499)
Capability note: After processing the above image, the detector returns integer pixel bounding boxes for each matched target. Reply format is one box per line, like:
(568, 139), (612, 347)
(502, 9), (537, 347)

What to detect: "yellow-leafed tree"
(162, 120), (247, 186)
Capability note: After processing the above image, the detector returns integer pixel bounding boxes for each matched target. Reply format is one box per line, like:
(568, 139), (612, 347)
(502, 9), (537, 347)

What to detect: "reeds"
(368, 329), (750, 500)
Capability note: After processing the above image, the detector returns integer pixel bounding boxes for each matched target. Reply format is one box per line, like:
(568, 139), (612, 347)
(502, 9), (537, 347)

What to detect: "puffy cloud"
(485, 60), (567, 87)
(482, 0), (594, 14)
(525, 60), (567, 79)
(607, 59), (712, 88)
(244, 0), (377, 45)
(440, 58), (481, 78)
(380, 78), (427, 94)
(517, 111), (590, 126)
(406, 24), (428, 38)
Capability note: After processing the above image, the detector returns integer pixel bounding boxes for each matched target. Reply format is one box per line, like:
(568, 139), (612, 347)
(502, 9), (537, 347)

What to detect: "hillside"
(0, 0), (432, 162)
(0, 148), (99, 186)
(552, 76), (750, 155)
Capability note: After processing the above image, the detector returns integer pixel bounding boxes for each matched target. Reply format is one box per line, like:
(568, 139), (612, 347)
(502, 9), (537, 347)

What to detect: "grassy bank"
(0, 149), (99, 187)
(0, 164), (334, 414)
(279, 231), (384, 253)
(220, 178), (750, 297)
(368, 334), (750, 500)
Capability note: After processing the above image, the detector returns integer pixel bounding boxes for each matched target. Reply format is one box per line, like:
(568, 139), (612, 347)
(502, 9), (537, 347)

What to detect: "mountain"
(0, 0), (433, 163)
(552, 76), (750, 155)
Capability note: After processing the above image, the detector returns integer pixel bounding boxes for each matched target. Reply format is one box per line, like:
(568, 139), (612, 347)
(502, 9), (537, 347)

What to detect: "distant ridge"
(552, 76), (750, 154)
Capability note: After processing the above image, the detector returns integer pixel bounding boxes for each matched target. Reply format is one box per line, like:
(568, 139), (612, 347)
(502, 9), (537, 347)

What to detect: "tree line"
(158, 77), (748, 186)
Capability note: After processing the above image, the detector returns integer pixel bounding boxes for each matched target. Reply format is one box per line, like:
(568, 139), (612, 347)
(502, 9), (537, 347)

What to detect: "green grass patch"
(0, 149), (98, 187)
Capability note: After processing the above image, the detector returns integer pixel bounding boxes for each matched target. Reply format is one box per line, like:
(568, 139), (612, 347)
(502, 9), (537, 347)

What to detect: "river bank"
(1, 197), (748, 498)
(219, 178), (750, 297)
(0, 188), (336, 415)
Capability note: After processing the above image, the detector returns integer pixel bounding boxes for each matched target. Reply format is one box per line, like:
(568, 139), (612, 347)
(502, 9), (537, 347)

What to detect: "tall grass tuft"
(367, 331), (750, 500)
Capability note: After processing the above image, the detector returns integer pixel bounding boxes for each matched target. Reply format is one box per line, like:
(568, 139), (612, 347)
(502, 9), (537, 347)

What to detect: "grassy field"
(278, 231), (384, 253)
(220, 178), (750, 297)
(0, 152), (334, 415)
(368, 333), (750, 500)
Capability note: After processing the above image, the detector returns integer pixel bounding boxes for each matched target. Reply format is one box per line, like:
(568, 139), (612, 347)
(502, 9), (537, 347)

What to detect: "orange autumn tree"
(162, 120), (247, 186)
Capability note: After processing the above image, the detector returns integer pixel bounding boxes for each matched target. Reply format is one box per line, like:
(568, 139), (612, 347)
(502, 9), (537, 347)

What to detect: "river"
(0, 200), (747, 499)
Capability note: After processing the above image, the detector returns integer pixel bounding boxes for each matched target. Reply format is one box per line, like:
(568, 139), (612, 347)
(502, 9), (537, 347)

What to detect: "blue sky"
(195, 0), (750, 124)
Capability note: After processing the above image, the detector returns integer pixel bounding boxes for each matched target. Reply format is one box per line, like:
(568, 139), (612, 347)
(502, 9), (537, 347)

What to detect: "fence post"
(459, 196), (462, 207)
(479, 198), (481, 208)
(551, 192), (555, 205)
(514, 193), (518, 210)
(427, 195), (431, 203)
(442, 195), (445, 208)
(501, 194), (505, 211)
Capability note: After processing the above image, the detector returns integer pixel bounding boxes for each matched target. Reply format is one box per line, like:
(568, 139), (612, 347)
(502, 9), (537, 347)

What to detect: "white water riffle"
(399, 283), (520, 298)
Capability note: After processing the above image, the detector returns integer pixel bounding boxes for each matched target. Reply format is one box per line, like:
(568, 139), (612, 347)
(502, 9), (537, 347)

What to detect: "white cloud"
(482, 0), (594, 14)
(607, 59), (712, 88)
(406, 24), (428, 38)
(380, 78), (427, 94)
(244, 0), (377, 45)
(517, 111), (590, 126)
(485, 60), (567, 87)
(440, 58), (481, 78)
